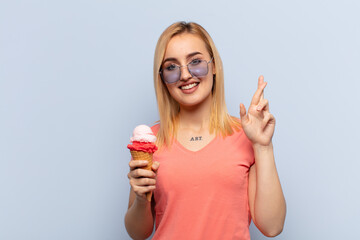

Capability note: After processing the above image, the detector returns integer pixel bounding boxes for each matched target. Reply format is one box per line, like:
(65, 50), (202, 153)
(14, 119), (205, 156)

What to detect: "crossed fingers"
(251, 75), (269, 112)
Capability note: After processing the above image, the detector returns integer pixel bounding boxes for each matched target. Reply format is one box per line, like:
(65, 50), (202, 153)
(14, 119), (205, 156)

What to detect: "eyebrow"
(162, 51), (203, 64)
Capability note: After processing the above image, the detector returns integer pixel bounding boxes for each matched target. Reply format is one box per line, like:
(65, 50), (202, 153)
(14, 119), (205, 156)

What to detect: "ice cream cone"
(128, 125), (157, 202)
(130, 150), (153, 202)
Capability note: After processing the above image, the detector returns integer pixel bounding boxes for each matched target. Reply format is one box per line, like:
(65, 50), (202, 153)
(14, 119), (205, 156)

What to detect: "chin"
(178, 94), (212, 109)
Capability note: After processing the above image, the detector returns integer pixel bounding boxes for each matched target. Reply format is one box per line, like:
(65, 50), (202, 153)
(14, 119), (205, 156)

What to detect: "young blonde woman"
(125, 21), (286, 240)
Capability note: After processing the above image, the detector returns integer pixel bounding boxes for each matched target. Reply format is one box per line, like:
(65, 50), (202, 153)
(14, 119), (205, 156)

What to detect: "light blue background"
(1, 0), (359, 239)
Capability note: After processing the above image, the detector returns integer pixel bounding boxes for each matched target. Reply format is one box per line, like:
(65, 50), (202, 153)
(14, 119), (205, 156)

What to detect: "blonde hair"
(153, 21), (240, 148)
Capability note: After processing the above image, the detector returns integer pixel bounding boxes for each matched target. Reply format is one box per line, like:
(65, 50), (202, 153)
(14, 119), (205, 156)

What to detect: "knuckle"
(129, 170), (137, 178)
(135, 169), (142, 176)
(129, 179), (135, 187)
(148, 170), (155, 176)
(144, 170), (152, 177)
(148, 178), (156, 185)
(143, 178), (151, 185)
(141, 178), (154, 186)
(138, 187), (146, 194)
(133, 185), (140, 192)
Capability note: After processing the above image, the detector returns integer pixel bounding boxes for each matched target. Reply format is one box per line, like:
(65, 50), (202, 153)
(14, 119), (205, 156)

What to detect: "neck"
(178, 95), (212, 132)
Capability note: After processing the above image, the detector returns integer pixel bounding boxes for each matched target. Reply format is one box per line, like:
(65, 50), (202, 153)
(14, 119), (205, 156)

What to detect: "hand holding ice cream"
(127, 125), (158, 202)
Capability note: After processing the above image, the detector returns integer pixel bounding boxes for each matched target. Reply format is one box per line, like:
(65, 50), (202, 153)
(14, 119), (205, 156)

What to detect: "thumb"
(152, 161), (160, 173)
(240, 103), (248, 123)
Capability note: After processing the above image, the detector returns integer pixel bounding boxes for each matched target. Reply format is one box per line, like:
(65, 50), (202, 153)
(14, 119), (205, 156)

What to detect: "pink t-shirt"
(151, 124), (255, 240)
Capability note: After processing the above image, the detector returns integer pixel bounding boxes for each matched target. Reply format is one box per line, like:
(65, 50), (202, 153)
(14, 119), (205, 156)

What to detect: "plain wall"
(1, 0), (359, 239)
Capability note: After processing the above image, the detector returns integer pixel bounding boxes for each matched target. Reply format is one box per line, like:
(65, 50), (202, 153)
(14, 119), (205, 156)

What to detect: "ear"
(212, 61), (216, 75)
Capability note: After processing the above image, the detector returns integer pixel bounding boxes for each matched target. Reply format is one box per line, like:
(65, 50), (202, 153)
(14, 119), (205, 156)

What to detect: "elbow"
(125, 224), (153, 240)
(255, 203), (287, 237)
(262, 225), (284, 238)
(254, 217), (285, 238)
(124, 213), (153, 240)
(128, 233), (152, 240)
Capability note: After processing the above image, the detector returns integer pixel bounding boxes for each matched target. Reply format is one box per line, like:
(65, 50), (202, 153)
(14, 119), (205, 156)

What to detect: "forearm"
(253, 142), (286, 236)
(124, 198), (154, 240)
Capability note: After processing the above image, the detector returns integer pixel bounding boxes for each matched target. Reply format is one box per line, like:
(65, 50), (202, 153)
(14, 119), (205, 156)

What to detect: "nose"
(179, 65), (192, 82)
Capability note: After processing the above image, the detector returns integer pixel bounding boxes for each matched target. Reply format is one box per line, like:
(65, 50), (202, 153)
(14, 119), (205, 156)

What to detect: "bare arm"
(248, 143), (286, 237)
(124, 188), (154, 240)
(124, 160), (160, 240)
(239, 76), (286, 237)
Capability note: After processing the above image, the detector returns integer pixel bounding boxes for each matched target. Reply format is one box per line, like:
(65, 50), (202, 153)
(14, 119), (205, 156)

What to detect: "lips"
(177, 81), (200, 94)
(178, 81), (200, 90)
(180, 82), (199, 90)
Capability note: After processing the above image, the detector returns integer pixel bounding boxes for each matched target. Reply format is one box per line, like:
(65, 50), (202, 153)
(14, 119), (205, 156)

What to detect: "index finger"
(250, 75), (267, 106)
(129, 160), (149, 170)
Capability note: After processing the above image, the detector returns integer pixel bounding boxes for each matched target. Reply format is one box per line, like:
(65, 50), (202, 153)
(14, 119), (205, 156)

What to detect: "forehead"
(164, 33), (209, 59)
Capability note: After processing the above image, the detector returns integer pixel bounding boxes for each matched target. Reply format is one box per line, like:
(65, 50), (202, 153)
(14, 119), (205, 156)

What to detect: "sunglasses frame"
(159, 57), (214, 84)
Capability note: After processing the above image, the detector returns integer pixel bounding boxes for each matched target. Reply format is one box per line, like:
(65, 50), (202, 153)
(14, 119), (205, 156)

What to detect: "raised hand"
(239, 75), (275, 146)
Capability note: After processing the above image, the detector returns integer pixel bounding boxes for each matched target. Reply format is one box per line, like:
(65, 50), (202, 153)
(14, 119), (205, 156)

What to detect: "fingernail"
(257, 106), (261, 111)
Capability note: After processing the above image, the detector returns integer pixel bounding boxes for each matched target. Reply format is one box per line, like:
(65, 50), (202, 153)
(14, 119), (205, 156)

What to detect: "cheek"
(203, 75), (214, 90)
(166, 85), (179, 99)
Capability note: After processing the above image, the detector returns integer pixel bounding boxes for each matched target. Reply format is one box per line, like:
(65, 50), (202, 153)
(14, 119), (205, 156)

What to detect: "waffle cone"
(130, 150), (153, 202)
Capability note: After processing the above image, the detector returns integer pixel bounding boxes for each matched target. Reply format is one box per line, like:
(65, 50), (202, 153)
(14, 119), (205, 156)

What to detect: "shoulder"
(151, 122), (160, 135)
(228, 116), (243, 135)
(226, 116), (253, 144)
(230, 116), (241, 126)
(226, 117), (254, 162)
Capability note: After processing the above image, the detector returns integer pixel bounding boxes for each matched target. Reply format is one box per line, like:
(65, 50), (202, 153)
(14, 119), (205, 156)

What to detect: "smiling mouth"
(179, 82), (199, 90)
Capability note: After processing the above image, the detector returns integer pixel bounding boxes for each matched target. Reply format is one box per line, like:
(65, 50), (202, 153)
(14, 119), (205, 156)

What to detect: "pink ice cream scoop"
(130, 125), (157, 143)
(127, 125), (157, 153)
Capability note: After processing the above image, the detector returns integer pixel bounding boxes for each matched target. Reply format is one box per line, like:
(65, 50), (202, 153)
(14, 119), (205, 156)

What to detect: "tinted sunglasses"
(160, 57), (214, 84)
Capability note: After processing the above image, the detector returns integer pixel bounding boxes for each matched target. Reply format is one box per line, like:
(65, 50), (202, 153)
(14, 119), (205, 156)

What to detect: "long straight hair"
(153, 21), (241, 148)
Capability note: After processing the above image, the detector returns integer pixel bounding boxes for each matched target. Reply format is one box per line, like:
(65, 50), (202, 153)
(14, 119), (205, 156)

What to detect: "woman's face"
(162, 33), (215, 108)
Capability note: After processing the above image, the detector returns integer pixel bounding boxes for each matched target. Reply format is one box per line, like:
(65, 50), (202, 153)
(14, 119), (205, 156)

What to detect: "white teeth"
(181, 82), (198, 90)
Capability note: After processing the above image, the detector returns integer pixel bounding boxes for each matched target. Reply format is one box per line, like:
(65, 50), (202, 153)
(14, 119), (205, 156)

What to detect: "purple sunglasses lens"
(189, 61), (208, 77)
(162, 70), (180, 83)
